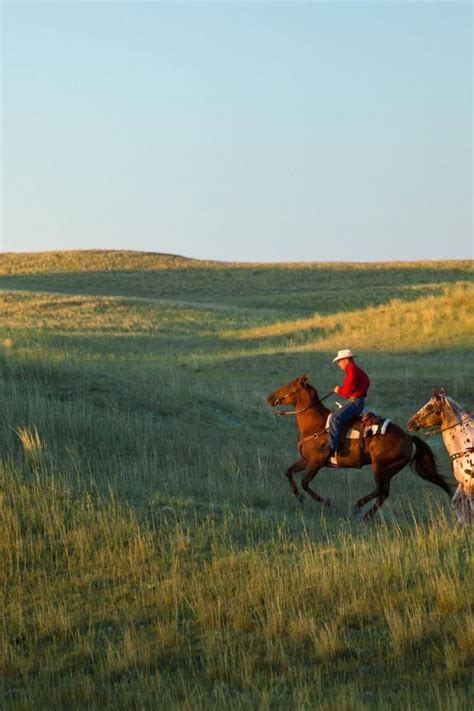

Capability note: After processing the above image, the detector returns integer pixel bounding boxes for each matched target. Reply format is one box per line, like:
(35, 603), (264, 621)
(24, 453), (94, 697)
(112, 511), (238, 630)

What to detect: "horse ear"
(440, 386), (446, 396)
(298, 374), (308, 385)
(432, 388), (439, 399)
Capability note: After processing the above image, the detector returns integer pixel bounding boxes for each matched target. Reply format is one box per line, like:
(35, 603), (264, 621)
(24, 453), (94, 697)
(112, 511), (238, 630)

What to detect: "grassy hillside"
(0, 250), (472, 316)
(2, 251), (473, 709)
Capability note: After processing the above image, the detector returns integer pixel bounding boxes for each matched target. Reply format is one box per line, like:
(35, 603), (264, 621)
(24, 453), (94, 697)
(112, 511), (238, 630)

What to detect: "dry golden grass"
(0, 290), (224, 336)
(222, 282), (474, 352)
(1, 248), (472, 275)
(4, 467), (473, 708)
(0, 250), (194, 276)
(14, 424), (45, 475)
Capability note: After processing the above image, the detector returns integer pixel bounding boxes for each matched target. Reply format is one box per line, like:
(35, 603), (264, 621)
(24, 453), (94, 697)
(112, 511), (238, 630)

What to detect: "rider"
(322, 349), (370, 459)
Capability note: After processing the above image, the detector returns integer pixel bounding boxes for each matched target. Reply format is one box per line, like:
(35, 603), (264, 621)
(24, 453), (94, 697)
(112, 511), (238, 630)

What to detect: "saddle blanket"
(325, 414), (392, 438)
(363, 419), (392, 436)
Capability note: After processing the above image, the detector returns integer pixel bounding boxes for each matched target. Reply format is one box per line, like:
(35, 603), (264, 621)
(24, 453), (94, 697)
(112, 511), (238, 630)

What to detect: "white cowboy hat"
(332, 349), (357, 363)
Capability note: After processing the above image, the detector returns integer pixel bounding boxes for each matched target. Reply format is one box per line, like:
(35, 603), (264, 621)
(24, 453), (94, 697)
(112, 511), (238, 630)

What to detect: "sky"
(1, 1), (472, 262)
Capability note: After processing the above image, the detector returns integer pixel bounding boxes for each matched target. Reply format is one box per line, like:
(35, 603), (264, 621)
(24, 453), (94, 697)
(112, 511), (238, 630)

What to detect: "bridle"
(272, 387), (333, 417)
(414, 398), (474, 466)
(415, 398), (472, 437)
(273, 387), (313, 416)
(423, 417), (472, 437)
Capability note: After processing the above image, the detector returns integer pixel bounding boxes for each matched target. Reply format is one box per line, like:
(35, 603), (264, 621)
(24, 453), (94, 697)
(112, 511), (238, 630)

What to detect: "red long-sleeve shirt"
(338, 361), (370, 398)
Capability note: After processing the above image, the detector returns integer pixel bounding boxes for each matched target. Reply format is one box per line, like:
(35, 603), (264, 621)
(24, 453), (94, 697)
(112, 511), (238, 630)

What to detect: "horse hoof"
(298, 494), (305, 505)
(325, 498), (331, 509)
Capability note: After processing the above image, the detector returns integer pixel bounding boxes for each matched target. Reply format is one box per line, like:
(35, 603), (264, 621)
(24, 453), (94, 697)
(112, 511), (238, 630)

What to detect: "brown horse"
(267, 375), (452, 521)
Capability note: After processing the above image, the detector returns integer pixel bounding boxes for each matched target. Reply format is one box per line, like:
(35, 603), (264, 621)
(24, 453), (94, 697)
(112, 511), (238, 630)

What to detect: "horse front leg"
(452, 485), (473, 525)
(301, 465), (330, 508)
(285, 457), (307, 503)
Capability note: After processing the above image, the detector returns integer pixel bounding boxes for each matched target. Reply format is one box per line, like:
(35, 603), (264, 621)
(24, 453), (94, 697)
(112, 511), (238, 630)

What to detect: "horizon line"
(0, 247), (472, 267)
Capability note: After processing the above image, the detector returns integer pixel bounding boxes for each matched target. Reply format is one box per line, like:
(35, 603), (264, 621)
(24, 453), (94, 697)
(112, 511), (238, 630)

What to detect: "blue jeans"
(328, 398), (365, 452)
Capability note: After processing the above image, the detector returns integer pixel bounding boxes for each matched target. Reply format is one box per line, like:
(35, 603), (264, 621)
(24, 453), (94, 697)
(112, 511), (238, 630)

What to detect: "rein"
(275, 404), (314, 417)
(273, 389), (334, 417)
(423, 415), (472, 437)
(420, 411), (473, 465)
(299, 428), (327, 446)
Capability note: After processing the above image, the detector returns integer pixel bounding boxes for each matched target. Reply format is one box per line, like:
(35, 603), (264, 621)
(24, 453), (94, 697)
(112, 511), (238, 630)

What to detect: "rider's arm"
(338, 366), (355, 398)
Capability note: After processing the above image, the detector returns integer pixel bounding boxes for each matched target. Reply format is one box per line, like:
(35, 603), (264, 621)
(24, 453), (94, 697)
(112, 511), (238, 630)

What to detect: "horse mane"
(444, 395), (469, 422)
(304, 382), (330, 413)
(305, 382), (320, 403)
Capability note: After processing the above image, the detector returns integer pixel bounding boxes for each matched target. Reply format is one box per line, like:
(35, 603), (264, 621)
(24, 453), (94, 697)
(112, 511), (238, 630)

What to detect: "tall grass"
(4, 464), (473, 708)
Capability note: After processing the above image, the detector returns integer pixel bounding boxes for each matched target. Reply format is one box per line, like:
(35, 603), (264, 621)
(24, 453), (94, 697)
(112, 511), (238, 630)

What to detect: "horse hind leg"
(353, 488), (379, 516)
(359, 454), (409, 522)
(361, 485), (390, 522)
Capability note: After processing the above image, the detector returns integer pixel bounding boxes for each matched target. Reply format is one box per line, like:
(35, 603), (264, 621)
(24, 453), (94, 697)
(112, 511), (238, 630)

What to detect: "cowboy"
(322, 349), (370, 459)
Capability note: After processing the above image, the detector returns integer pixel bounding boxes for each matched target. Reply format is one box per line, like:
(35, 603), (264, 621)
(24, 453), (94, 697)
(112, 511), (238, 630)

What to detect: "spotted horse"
(408, 388), (474, 525)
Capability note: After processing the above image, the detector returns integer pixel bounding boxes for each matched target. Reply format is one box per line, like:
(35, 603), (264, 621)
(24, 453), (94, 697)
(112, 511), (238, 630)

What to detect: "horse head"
(266, 374), (312, 408)
(407, 388), (445, 431)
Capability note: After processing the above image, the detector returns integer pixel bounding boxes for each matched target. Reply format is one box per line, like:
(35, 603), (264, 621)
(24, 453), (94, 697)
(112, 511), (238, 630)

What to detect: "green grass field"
(3, 251), (473, 709)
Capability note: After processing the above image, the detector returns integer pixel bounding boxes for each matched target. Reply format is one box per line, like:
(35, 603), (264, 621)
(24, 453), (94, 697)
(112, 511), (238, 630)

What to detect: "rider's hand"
(334, 386), (340, 394)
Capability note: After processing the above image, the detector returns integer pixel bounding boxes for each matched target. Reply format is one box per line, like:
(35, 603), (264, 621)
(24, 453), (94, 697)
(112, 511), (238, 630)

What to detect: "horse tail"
(410, 436), (452, 497)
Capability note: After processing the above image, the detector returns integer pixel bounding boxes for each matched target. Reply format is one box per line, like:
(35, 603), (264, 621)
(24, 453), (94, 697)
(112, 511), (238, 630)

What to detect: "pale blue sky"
(2, 1), (472, 261)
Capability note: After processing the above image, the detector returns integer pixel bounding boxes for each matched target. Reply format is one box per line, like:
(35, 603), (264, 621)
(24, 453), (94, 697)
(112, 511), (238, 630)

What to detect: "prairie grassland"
(222, 282), (474, 352)
(1, 252), (472, 318)
(2, 252), (473, 708)
(0, 290), (227, 336)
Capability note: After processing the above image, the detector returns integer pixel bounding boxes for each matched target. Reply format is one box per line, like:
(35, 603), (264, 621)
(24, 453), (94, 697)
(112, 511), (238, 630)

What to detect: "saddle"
(344, 411), (391, 437)
(327, 412), (392, 468)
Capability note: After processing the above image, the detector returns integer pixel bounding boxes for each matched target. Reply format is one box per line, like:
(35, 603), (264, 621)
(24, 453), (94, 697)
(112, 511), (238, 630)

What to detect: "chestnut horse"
(267, 375), (452, 521)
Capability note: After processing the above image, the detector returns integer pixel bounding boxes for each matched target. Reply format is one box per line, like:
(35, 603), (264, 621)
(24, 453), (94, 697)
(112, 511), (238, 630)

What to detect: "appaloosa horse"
(408, 389), (473, 524)
(267, 375), (452, 521)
